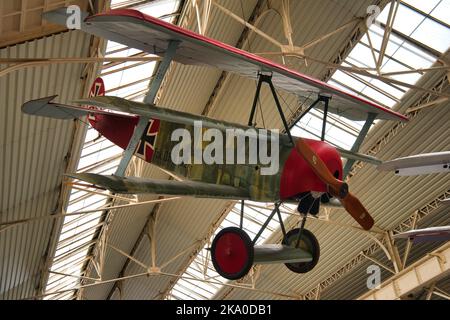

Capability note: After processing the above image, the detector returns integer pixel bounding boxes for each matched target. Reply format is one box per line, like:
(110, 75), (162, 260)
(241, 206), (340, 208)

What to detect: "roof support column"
(147, 210), (160, 273)
(402, 211), (419, 269)
(385, 231), (403, 273)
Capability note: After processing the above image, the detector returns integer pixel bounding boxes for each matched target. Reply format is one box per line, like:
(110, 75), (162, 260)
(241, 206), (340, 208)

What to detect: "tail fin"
(22, 95), (90, 120)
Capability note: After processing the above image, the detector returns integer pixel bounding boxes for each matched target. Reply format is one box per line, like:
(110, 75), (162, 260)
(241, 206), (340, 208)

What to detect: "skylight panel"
(377, 2), (450, 53)
(389, 43), (435, 71)
(430, 1), (450, 24)
(332, 70), (370, 92)
(105, 47), (141, 59)
(102, 61), (157, 92)
(381, 3), (425, 35)
(54, 240), (95, 260)
(324, 0), (449, 138)
(410, 18), (450, 52)
(105, 41), (127, 54)
(403, 0), (442, 13)
(365, 25), (404, 57)
(137, 0), (181, 19)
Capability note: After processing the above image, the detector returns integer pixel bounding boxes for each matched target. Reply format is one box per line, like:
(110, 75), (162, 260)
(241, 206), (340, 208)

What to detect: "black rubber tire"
(282, 228), (320, 274)
(211, 227), (254, 280)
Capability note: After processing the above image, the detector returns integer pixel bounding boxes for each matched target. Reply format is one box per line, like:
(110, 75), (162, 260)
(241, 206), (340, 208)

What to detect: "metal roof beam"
(105, 201), (164, 299)
(358, 242), (450, 300)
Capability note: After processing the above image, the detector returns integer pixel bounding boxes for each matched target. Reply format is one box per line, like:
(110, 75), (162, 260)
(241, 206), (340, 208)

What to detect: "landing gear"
(297, 192), (321, 215)
(211, 227), (254, 280)
(210, 200), (321, 279)
(282, 228), (320, 273)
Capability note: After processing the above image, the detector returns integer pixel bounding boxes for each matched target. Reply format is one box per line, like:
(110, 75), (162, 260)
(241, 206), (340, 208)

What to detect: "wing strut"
(342, 112), (376, 178)
(287, 94), (332, 142)
(286, 94), (379, 176)
(321, 96), (330, 141)
(247, 73), (295, 146)
(115, 40), (180, 177)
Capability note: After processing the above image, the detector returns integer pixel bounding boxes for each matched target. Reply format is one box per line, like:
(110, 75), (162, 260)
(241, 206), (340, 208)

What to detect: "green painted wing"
(67, 173), (250, 199)
(75, 96), (257, 132)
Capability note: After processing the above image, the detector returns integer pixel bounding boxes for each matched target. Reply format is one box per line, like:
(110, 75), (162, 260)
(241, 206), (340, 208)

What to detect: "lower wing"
(67, 173), (250, 200)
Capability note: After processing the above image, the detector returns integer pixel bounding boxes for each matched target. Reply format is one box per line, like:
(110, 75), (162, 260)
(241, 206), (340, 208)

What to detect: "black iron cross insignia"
(136, 119), (158, 159)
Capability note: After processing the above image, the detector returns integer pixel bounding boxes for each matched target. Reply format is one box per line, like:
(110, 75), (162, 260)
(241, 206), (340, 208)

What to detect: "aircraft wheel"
(211, 227), (254, 280)
(282, 228), (320, 273)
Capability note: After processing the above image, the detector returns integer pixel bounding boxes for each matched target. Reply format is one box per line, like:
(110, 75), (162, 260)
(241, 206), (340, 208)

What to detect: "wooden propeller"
(294, 138), (374, 230)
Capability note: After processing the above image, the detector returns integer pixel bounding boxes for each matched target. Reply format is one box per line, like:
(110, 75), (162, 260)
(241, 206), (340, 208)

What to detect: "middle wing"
(67, 173), (250, 200)
(75, 95), (267, 134)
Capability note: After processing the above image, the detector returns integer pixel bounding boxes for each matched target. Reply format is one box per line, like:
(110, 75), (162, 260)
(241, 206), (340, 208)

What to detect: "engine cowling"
(279, 138), (342, 200)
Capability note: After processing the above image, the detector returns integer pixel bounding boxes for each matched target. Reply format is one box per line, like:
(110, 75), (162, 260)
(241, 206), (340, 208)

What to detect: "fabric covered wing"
(75, 96), (258, 132)
(43, 8), (408, 122)
(67, 173), (250, 199)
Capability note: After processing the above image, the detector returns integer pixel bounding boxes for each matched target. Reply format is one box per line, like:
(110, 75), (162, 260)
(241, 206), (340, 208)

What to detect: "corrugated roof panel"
(0, 30), (91, 299)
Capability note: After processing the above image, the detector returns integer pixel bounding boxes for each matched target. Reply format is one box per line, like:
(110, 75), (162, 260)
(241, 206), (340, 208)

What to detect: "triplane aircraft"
(22, 8), (408, 280)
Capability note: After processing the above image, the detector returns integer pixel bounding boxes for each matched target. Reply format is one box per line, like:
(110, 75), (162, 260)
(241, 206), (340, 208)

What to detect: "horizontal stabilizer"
(67, 173), (250, 199)
(22, 95), (134, 120)
(22, 96), (89, 119)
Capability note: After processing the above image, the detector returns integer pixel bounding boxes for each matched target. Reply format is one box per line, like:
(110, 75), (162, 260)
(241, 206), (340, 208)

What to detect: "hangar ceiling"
(0, 0), (449, 300)
(0, 0), (89, 48)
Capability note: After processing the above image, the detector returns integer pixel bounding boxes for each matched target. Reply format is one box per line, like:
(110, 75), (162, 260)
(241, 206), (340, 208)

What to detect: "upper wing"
(44, 8), (408, 122)
(67, 173), (250, 199)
